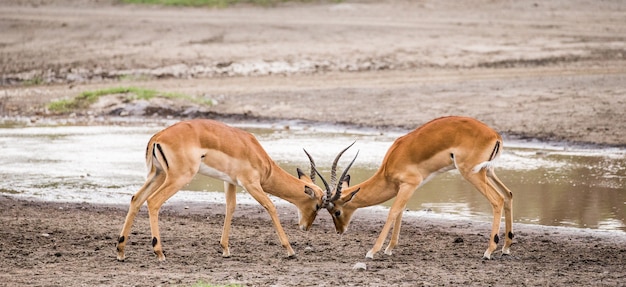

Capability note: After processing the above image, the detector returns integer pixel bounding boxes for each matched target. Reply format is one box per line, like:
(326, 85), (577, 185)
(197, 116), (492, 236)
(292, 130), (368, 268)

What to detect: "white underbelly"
(417, 164), (456, 188)
(198, 162), (236, 185)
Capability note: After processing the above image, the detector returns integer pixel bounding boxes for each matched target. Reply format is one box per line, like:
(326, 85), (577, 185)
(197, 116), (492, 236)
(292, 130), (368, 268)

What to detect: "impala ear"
(340, 174), (351, 189)
(304, 186), (316, 199)
(344, 188), (360, 203)
(296, 168), (306, 179)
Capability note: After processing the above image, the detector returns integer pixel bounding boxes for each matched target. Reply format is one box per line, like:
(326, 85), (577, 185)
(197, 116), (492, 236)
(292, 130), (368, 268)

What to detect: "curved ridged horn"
(302, 148), (317, 183)
(303, 149), (330, 196)
(330, 141), (356, 191)
(331, 150), (359, 202)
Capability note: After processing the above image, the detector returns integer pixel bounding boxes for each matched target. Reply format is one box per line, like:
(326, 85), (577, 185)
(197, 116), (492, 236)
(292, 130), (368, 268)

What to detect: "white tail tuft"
(472, 160), (496, 173)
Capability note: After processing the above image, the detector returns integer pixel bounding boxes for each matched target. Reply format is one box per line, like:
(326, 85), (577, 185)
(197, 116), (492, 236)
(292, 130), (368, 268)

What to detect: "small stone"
(352, 262), (367, 271)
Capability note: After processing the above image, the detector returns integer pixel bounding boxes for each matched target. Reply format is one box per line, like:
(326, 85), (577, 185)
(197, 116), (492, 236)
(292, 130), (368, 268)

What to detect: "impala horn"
(303, 148), (331, 201)
(302, 148), (317, 184)
(326, 142), (359, 208)
(330, 149), (359, 203)
(329, 142), (355, 190)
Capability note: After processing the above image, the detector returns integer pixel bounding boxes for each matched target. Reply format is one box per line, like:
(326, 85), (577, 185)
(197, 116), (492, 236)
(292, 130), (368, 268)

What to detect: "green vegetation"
(23, 76), (44, 86)
(122, 0), (337, 8)
(47, 86), (212, 113)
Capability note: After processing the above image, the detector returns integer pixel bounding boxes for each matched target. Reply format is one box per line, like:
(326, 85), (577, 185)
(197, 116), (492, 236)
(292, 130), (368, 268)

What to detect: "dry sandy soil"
(2, 195), (625, 287)
(1, 0), (625, 286)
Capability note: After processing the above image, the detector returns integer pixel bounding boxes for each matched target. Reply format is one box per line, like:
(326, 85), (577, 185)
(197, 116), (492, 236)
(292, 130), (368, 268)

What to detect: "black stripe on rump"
(488, 141), (500, 161)
(154, 143), (170, 169)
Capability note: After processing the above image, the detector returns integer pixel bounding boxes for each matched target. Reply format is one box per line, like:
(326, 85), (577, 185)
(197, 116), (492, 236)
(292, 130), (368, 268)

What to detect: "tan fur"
(327, 116), (514, 259)
(116, 119), (325, 261)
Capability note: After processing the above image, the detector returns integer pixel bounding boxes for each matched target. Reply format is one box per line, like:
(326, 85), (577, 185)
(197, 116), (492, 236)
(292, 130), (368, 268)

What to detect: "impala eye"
(334, 210), (341, 217)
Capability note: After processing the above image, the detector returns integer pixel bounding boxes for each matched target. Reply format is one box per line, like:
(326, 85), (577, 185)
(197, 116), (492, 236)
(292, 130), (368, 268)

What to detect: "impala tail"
(471, 140), (501, 173)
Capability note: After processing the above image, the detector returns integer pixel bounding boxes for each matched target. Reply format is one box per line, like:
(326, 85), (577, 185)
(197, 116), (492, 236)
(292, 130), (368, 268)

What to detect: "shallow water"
(1, 120), (624, 232)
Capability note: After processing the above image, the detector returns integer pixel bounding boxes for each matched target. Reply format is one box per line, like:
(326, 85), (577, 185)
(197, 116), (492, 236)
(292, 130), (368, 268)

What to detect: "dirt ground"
(1, 196), (625, 287)
(1, 0), (625, 286)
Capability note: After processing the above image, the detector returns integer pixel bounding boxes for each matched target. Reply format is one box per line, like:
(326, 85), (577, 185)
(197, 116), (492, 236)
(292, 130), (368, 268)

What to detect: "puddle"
(1, 120), (624, 232)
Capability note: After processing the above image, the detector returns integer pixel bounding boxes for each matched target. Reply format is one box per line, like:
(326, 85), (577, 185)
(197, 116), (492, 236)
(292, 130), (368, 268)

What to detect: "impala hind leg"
(366, 183), (417, 259)
(146, 175), (193, 261)
(117, 170), (165, 261)
(220, 182), (237, 257)
(462, 169), (505, 260)
(487, 169), (514, 255)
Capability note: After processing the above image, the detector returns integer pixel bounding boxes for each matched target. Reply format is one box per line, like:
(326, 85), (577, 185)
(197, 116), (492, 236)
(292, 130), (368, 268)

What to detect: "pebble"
(352, 262), (367, 271)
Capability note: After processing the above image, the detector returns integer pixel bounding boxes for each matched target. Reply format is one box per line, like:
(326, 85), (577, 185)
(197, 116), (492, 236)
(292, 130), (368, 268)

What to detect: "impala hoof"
(482, 249), (495, 260)
(154, 251), (166, 262)
(501, 246), (511, 255)
(222, 247), (231, 258)
(116, 250), (125, 262)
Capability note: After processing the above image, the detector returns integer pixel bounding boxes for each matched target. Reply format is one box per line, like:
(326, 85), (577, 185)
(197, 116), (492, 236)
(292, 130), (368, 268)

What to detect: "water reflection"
(0, 122), (624, 232)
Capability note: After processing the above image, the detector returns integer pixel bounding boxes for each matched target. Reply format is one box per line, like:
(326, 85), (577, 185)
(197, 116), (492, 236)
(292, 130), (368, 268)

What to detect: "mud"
(2, 196), (625, 286)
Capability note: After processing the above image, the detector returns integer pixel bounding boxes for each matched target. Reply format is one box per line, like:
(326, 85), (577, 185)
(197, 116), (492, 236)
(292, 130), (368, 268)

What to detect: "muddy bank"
(1, 0), (625, 146)
(3, 68), (626, 147)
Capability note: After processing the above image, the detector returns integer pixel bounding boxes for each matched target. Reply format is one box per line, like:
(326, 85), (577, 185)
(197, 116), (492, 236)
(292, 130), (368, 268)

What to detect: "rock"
(352, 262), (367, 271)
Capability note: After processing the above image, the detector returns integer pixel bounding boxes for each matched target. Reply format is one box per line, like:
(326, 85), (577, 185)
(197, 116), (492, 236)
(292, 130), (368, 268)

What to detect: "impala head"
(304, 143), (360, 234)
(295, 158), (327, 232)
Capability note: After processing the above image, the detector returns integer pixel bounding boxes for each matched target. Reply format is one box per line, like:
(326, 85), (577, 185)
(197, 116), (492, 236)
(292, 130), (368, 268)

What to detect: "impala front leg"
(366, 184), (416, 259)
(384, 211), (404, 255)
(220, 182), (237, 257)
(245, 184), (296, 257)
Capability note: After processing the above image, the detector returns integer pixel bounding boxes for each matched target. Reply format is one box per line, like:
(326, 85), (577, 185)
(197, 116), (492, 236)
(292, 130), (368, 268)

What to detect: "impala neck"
(343, 171), (397, 209)
(262, 162), (308, 204)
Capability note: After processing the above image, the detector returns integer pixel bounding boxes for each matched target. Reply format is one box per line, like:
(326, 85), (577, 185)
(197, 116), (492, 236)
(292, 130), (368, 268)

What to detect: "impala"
(116, 119), (326, 261)
(321, 116), (514, 259)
